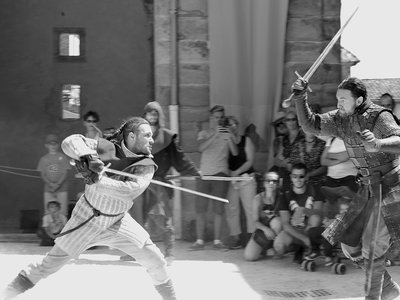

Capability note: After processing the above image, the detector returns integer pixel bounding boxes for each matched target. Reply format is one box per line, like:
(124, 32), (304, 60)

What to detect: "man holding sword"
(291, 76), (400, 300)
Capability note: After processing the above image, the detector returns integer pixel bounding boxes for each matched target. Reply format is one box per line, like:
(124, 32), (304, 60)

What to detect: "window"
(54, 28), (85, 62)
(62, 84), (81, 120)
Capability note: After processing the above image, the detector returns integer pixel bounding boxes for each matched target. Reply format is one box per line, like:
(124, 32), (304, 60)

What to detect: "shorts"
(195, 172), (229, 215)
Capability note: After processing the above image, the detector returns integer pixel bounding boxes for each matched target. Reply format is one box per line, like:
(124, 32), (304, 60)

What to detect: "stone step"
(0, 233), (40, 243)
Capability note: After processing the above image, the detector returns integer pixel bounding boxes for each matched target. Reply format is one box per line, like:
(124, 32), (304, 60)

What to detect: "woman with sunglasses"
(243, 172), (282, 261)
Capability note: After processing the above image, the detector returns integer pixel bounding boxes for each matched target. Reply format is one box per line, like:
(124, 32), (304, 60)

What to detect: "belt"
(358, 164), (400, 186)
(358, 160), (398, 177)
(56, 195), (124, 238)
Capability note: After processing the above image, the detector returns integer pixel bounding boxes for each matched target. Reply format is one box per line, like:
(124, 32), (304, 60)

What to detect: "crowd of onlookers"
(35, 93), (400, 267)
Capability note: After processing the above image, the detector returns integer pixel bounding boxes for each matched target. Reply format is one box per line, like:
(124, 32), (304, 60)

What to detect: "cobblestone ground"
(1, 241), (400, 300)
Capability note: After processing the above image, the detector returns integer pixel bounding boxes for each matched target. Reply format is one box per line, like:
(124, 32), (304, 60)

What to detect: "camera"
(218, 117), (229, 127)
(218, 117), (230, 133)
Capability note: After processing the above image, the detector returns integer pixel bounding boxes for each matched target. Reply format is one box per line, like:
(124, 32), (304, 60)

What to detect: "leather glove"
(356, 130), (381, 152)
(74, 154), (105, 185)
(291, 77), (309, 96)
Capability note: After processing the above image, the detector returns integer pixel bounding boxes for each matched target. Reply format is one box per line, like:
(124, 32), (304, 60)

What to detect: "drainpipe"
(169, 0), (182, 239)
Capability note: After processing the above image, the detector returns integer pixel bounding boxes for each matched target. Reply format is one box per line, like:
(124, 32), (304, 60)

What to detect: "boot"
(382, 270), (400, 300)
(154, 279), (177, 300)
(365, 257), (386, 300)
(1, 273), (34, 300)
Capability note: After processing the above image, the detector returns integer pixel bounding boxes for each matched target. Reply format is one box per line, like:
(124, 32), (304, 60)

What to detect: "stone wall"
(153, 0), (342, 241)
(283, 0), (342, 111)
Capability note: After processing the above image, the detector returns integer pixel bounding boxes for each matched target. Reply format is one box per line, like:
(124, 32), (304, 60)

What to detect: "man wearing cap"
(37, 134), (71, 217)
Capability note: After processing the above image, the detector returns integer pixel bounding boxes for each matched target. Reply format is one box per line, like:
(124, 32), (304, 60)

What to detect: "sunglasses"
(265, 180), (278, 184)
(86, 119), (98, 123)
(291, 174), (305, 179)
(285, 118), (297, 122)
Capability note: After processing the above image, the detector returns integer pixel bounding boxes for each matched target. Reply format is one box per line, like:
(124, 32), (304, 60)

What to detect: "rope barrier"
(0, 165), (38, 172)
(0, 168), (41, 179)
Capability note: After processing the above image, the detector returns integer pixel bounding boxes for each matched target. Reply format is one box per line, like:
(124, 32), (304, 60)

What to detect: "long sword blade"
(282, 7), (359, 108)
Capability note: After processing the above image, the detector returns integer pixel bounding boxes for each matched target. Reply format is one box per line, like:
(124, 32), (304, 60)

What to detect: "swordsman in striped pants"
(1, 117), (177, 300)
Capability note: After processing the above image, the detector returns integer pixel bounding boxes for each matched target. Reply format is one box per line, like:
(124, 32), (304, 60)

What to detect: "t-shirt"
(42, 213), (67, 234)
(197, 129), (230, 175)
(254, 192), (278, 226)
(37, 152), (71, 192)
(325, 137), (358, 178)
(276, 185), (315, 229)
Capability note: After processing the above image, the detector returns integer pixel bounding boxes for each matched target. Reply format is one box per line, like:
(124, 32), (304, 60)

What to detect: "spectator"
(269, 111), (289, 177)
(37, 201), (67, 246)
(225, 116), (257, 249)
(244, 172), (282, 261)
(121, 101), (200, 264)
(281, 110), (305, 188)
(83, 110), (103, 139)
(320, 137), (358, 218)
(189, 105), (238, 251)
(296, 131), (327, 202)
(379, 93), (395, 110)
(273, 163), (323, 264)
(37, 134), (71, 217)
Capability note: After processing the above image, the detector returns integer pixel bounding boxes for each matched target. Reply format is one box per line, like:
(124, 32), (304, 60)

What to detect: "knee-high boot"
(365, 257), (386, 300)
(155, 279), (177, 300)
(382, 270), (400, 300)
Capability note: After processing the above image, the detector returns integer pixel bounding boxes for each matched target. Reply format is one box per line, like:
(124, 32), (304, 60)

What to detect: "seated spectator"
(244, 172), (282, 261)
(225, 116), (257, 249)
(273, 163), (323, 263)
(83, 110), (103, 139)
(37, 201), (67, 246)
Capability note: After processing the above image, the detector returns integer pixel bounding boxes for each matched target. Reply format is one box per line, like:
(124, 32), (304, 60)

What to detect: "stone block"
(180, 63), (209, 84)
(180, 125), (201, 152)
(323, 17), (340, 40)
(179, 84), (209, 106)
(288, 0), (322, 17)
(155, 64), (171, 86)
(179, 105), (209, 123)
(179, 0), (207, 17)
(178, 17), (208, 40)
(179, 40), (209, 63)
(154, 0), (170, 16)
(285, 41), (323, 63)
(323, 0), (341, 17)
(154, 15), (171, 41)
(286, 17), (323, 42)
(321, 83), (339, 106)
(155, 40), (171, 64)
(155, 85), (171, 104)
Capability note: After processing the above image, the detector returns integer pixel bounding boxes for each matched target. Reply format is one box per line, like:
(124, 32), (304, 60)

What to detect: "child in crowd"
(37, 134), (71, 216)
(37, 201), (67, 246)
(244, 172), (282, 261)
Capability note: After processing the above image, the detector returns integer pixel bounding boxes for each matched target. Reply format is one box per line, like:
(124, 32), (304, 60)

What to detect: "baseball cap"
(45, 134), (59, 144)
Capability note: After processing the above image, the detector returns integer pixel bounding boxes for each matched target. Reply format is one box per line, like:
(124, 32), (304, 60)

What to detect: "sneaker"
(324, 257), (334, 267)
(304, 252), (319, 261)
(188, 242), (205, 251)
(213, 241), (228, 251)
(120, 254), (136, 261)
(228, 239), (242, 250)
